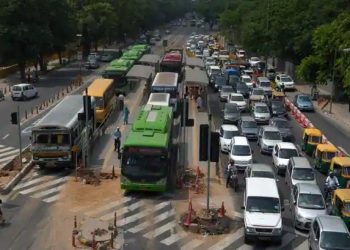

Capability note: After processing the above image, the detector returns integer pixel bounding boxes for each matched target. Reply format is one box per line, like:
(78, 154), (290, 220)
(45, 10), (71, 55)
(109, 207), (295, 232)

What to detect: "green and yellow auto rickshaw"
(301, 128), (322, 156)
(329, 157), (350, 188)
(314, 143), (337, 174)
(331, 189), (350, 228)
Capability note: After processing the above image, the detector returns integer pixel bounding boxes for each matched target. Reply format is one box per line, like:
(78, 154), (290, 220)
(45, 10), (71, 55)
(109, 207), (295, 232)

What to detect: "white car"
(275, 74), (295, 90)
(229, 136), (253, 170)
(220, 86), (234, 102)
(240, 75), (254, 88)
(195, 50), (203, 59)
(203, 49), (210, 58)
(272, 142), (299, 175)
(228, 93), (247, 111)
(219, 124), (240, 153)
(236, 49), (246, 58)
(252, 102), (271, 124)
(207, 65), (221, 77)
(11, 83), (38, 101)
(212, 51), (219, 59)
(190, 44), (196, 51)
(248, 57), (261, 66)
(205, 57), (216, 68)
(258, 126), (283, 154)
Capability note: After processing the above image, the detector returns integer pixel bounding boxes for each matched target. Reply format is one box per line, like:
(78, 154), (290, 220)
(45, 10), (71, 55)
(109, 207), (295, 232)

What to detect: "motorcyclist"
(325, 172), (340, 200)
(226, 159), (237, 188)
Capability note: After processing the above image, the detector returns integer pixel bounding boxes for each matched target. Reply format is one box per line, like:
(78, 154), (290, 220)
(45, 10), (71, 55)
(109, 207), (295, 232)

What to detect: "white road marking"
(31, 184), (65, 198)
(236, 245), (254, 250)
(161, 231), (187, 246)
(294, 239), (309, 250)
(0, 149), (19, 157)
(207, 228), (244, 250)
(2, 134), (9, 140)
(143, 221), (176, 239)
(84, 197), (132, 217)
(19, 176), (68, 195)
(43, 193), (61, 203)
(100, 200), (145, 221)
(0, 155), (18, 164)
(14, 175), (53, 191)
(180, 239), (203, 250)
(0, 146), (15, 153)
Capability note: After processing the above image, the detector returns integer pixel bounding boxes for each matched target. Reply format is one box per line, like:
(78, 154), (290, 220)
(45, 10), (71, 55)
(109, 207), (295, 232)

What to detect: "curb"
(1, 160), (34, 194)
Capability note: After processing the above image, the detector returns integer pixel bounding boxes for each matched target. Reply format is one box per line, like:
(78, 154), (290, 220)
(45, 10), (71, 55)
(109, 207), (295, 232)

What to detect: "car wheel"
(244, 234), (251, 244)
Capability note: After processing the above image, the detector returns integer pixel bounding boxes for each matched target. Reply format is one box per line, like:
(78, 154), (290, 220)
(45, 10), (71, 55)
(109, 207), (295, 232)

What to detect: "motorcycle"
(226, 165), (239, 192)
(324, 183), (339, 203)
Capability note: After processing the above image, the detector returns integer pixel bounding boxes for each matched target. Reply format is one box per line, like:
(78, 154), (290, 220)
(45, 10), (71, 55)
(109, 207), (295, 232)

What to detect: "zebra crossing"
(74, 196), (309, 250)
(10, 168), (70, 203)
(0, 144), (20, 169)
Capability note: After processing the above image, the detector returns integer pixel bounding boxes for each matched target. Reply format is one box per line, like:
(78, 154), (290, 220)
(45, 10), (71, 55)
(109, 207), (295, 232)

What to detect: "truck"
(160, 49), (183, 80)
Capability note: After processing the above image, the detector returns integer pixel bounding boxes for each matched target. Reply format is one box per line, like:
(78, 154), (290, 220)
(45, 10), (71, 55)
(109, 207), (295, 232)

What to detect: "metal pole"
(75, 151), (78, 181)
(207, 114), (212, 211)
(330, 49), (337, 114)
(182, 97), (186, 171)
(84, 88), (89, 168)
(17, 105), (23, 169)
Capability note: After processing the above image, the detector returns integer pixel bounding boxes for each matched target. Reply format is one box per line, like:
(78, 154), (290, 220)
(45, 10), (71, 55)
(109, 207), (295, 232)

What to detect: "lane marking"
(180, 239), (203, 250)
(0, 149), (20, 157)
(84, 197), (132, 217)
(19, 176), (68, 195)
(294, 239), (309, 250)
(2, 134), (9, 140)
(0, 155), (18, 164)
(143, 221), (176, 239)
(160, 231), (187, 246)
(31, 184), (65, 199)
(14, 175), (54, 191)
(207, 228), (244, 250)
(99, 200), (145, 221)
(43, 193), (61, 203)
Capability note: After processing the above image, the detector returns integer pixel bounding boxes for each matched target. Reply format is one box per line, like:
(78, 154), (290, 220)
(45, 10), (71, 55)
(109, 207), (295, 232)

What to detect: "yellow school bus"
(86, 78), (115, 124)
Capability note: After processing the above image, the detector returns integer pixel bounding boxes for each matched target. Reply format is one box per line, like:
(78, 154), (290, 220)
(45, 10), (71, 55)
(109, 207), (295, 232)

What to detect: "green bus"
(121, 105), (174, 192)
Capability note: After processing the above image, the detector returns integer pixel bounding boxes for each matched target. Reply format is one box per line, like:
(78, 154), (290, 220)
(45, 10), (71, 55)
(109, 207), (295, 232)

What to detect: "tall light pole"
(76, 34), (83, 77)
(330, 47), (350, 113)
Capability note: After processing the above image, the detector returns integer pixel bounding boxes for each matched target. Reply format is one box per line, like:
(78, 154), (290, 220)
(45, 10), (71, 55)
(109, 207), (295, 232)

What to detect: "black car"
(214, 75), (226, 92)
(269, 100), (288, 118)
(236, 82), (251, 99)
(228, 75), (240, 89)
(269, 117), (293, 141)
(223, 103), (241, 125)
(209, 73), (220, 87)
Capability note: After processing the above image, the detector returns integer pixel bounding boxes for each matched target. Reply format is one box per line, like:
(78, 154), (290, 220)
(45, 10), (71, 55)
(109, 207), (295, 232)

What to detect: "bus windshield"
(151, 87), (177, 98)
(122, 153), (168, 180)
(33, 132), (70, 146)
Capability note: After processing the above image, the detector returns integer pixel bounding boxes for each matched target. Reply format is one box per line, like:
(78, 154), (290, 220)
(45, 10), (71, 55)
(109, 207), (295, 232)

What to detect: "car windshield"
(231, 95), (244, 101)
(292, 168), (315, 180)
(252, 89), (264, 95)
(12, 86), (22, 91)
(242, 77), (251, 83)
(232, 145), (251, 156)
(275, 120), (289, 128)
(242, 121), (258, 128)
(223, 130), (239, 139)
(252, 171), (275, 179)
(246, 197), (280, 213)
(298, 193), (325, 209)
(225, 105), (239, 112)
(279, 148), (298, 159)
(256, 106), (269, 113)
(260, 82), (270, 87)
(206, 58), (214, 63)
(94, 97), (104, 109)
(310, 136), (321, 143)
(222, 87), (233, 92)
(344, 202), (350, 213)
(320, 232), (350, 249)
(237, 84), (249, 91)
(281, 77), (292, 82)
(264, 131), (281, 140)
(298, 95), (311, 102)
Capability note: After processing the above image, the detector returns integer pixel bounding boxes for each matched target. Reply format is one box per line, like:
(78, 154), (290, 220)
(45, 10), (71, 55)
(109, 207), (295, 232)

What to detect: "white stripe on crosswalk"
(85, 197), (132, 217)
(43, 194), (61, 203)
(294, 239), (308, 250)
(161, 231), (187, 246)
(180, 239), (203, 250)
(0, 146), (15, 153)
(14, 175), (53, 191)
(207, 228), (244, 250)
(0, 145), (5, 148)
(0, 155), (18, 164)
(19, 176), (68, 195)
(0, 149), (19, 157)
(236, 245), (254, 250)
(143, 221), (176, 239)
(31, 184), (65, 199)
(100, 200), (145, 221)
(128, 208), (175, 233)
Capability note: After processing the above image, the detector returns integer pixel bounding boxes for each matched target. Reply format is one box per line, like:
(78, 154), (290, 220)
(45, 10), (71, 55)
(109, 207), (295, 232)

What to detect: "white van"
(229, 136), (252, 170)
(147, 93), (170, 107)
(242, 177), (283, 244)
(11, 83), (38, 101)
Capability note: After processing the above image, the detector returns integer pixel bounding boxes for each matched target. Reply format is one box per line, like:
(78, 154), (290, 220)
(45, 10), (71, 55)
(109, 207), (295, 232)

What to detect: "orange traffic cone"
(183, 200), (193, 227)
(218, 202), (226, 217)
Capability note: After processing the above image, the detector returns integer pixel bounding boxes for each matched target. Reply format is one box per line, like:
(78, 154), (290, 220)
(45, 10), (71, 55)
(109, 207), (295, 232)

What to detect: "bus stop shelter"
(126, 64), (155, 92)
(138, 54), (161, 71)
(184, 66), (209, 100)
(185, 57), (205, 70)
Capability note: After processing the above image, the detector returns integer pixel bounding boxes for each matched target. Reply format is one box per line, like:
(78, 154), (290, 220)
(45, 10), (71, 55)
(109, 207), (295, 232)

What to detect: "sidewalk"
(295, 84), (350, 136)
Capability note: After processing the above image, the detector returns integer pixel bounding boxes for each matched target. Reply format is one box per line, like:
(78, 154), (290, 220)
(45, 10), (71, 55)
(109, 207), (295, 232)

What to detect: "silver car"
(220, 86), (234, 102)
(309, 215), (350, 250)
(239, 116), (258, 140)
(245, 163), (276, 179)
(252, 102), (271, 124)
(258, 126), (282, 154)
(291, 183), (326, 231)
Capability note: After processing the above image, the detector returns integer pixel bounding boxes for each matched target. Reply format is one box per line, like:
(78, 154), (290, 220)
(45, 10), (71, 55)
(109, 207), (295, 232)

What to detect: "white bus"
(147, 93), (171, 107)
(151, 72), (180, 113)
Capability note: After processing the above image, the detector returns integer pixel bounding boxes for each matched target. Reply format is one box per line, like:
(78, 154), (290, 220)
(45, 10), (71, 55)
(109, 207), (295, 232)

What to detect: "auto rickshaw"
(271, 90), (285, 101)
(329, 157), (350, 188)
(330, 189), (350, 228)
(314, 143), (338, 174)
(301, 128), (322, 156)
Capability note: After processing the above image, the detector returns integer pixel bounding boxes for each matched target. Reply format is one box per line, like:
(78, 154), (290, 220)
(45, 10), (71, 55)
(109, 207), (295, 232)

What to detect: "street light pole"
(76, 34), (83, 77)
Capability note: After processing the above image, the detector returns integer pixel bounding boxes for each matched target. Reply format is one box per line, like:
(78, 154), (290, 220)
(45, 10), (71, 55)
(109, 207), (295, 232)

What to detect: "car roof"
(210, 66), (220, 70)
(246, 177), (279, 198)
(241, 75), (251, 79)
(262, 126), (280, 132)
(317, 215), (349, 233)
(241, 116), (256, 122)
(232, 136), (249, 145)
(13, 83), (32, 87)
(257, 77), (269, 81)
(250, 163), (274, 172)
(276, 142), (297, 149)
(296, 183), (322, 195)
(221, 124), (239, 131)
(225, 103), (238, 108)
(291, 157), (312, 169)
(254, 102), (268, 107)
(230, 93), (243, 97)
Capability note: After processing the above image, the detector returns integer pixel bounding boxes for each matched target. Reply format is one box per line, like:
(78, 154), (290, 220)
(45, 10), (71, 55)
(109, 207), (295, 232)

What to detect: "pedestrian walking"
(196, 95), (202, 110)
(280, 82), (285, 95)
(118, 93), (125, 111)
(123, 106), (129, 125)
(113, 127), (121, 153)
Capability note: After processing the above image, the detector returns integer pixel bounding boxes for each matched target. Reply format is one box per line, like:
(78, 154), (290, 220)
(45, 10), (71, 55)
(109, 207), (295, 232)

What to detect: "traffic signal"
(199, 124), (209, 161)
(11, 112), (18, 125)
(210, 132), (220, 163)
